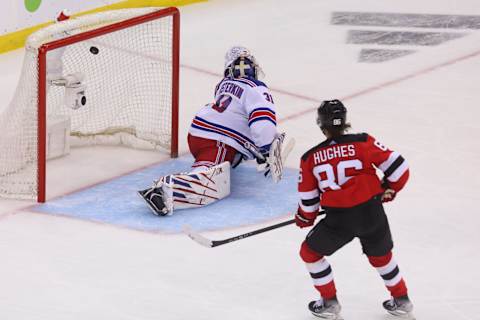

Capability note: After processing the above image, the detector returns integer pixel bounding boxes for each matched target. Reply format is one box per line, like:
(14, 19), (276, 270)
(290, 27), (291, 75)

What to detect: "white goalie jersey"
(189, 76), (278, 159)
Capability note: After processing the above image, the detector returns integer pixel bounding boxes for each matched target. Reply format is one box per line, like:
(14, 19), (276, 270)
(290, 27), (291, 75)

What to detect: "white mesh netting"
(0, 8), (175, 200)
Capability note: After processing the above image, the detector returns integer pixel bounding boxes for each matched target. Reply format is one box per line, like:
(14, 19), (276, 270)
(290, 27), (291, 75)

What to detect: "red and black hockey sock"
(368, 251), (408, 298)
(300, 241), (337, 299)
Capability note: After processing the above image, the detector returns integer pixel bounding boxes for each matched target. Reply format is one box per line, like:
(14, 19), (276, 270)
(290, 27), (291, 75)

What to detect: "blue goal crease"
(33, 156), (299, 233)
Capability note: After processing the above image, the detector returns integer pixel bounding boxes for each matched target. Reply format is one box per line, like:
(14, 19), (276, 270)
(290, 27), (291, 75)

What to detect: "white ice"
(1, 0), (480, 319)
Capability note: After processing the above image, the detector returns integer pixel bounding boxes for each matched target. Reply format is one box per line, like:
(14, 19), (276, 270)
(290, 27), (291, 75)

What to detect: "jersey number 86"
(313, 159), (362, 192)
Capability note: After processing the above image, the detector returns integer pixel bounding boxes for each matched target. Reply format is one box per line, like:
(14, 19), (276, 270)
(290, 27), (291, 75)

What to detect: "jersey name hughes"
(313, 144), (355, 164)
(217, 82), (244, 99)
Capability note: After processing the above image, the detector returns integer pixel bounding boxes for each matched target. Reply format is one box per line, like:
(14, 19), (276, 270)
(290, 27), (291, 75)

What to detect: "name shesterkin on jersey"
(189, 76), (277, 159)
(299, 133), (409, 209)
(216, 81), (244, 99)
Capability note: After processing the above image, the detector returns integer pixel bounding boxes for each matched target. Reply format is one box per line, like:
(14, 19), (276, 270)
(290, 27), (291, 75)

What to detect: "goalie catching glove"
(247, 132), (295, 183)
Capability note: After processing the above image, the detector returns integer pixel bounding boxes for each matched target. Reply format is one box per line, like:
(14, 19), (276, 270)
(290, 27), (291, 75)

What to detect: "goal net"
(0, 7), (179, 202)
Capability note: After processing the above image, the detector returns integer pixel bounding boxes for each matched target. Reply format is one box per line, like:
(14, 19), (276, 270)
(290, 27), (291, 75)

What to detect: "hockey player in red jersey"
(296, 100), (413, 319)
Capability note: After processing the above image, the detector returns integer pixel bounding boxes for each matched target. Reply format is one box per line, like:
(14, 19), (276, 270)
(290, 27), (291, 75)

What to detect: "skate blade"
(387, 310), (415, 319)
(311, 312), (344, 320)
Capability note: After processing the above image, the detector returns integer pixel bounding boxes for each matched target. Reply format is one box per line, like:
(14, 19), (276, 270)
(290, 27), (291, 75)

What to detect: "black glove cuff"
(381, 178), (390, 190)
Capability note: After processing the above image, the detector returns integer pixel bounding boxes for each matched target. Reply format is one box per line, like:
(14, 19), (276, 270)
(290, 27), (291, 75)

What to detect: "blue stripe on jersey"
(248, 107), (276, 119)
(193, 116), (255, 145)
(214, 82), (221, 96)
(191, 123), (253, 148)
(231, 77), (268, 88)
(190, 123), (248, 148)
(234, 78), (257, 87)
(248, 116), (277, 127)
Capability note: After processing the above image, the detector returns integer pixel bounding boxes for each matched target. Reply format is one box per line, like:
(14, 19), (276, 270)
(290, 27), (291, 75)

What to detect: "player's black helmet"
(317, 99), (347, 129)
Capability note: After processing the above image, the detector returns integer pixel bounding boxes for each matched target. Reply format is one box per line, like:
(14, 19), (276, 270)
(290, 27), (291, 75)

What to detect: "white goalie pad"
(160, 161), (231, 213)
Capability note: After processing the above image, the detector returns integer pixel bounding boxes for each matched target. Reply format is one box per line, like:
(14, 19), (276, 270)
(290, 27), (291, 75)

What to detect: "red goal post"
(0, 7), (179, 202)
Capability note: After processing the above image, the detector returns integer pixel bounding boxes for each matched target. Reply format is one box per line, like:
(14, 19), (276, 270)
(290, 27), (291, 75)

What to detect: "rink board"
(33, 156), (298, 233)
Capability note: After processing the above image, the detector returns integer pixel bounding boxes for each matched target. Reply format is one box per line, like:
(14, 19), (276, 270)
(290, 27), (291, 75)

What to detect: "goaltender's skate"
(138, 182), (170, 216)
(383, 295), (415, 318)
(308, 297), (343, 319)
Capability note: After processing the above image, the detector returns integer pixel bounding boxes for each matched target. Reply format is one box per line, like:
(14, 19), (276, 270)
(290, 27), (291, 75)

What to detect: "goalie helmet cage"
(0, 7), (179, 202)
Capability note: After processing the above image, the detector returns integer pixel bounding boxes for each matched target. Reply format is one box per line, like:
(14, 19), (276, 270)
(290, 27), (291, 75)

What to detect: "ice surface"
(1, 1), (480, 319)
(33, 156), (297, 233)
(331, 12), (480, 29)
(358, 49), (416, 63)
(347, 30), (466, 46)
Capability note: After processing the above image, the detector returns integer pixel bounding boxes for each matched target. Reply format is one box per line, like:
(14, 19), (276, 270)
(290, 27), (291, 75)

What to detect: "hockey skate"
(308, 297), (343, 319)
(383, 295), (415, 319)
(137, 178), (172, 216)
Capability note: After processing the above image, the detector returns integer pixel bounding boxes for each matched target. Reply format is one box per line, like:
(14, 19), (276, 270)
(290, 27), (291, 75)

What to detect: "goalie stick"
(271, 135), (295, 182)
(183, 210), (325, 248)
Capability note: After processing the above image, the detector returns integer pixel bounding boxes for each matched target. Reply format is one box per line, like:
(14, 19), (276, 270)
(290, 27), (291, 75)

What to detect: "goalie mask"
(224, 46), (264, 79)
(317, 99), (347, 129)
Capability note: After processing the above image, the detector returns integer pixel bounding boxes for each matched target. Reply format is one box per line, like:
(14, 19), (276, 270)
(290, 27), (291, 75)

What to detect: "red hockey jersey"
(298, 133), (409, 216)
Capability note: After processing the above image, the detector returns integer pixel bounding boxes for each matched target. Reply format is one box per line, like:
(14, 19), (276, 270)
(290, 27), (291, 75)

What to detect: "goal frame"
(36, 7), (180, 202)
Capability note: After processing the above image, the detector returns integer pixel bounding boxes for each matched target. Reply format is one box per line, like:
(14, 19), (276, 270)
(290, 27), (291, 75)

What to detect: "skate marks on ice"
(339, 295), (480, 320)
(331, 12), (480, 29)
(32, 156), (298, 233)
(331, 12), (480, 63)
(358, 49), (415, 63)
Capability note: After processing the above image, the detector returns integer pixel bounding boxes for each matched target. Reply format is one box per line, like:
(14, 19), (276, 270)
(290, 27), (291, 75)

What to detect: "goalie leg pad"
(171, 161), (231, 211)
(140, 162), (231, 216)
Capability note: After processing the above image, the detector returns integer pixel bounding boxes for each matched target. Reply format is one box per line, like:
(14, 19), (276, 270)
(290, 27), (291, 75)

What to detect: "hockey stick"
(243, 141), (266, 162)
(270, 136), (295, 183)
(183, 210), (325, 248)
(281, 137), (295, 163)
(243, 133), (294, 163)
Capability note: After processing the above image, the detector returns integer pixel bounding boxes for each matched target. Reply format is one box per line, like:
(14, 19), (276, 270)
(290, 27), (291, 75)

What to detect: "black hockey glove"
(381, 179), (396, 203)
